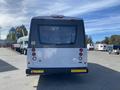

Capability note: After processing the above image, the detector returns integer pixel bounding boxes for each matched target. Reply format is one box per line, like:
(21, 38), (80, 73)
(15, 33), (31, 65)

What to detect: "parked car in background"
(107, 45), (120, 55)
(12, 43), (20, 52)
(95, 44), (107, 51)
(87, 43), (94, 50)
(17, 36), (28, 55)
(106, 45), (113, 54)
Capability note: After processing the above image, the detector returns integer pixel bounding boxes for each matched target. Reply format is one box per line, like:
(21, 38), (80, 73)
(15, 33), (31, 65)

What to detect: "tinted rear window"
(39, 26), (76, 44)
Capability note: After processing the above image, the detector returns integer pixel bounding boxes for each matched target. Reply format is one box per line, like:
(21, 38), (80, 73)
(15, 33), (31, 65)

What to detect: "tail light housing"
(32, 47), (37, 60)
(32, 52), (36, 56)
(79, 48), (83, 52)
(79, 48), (83, 56)
(79, 48), (83, 61)
(79, 52), (83, 56)
(32, 47), (36, 56)
(32, 48), (35, 52)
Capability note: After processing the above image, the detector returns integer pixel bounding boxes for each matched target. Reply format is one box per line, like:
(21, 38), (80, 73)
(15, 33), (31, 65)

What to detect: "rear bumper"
(26, 67), (88, 75)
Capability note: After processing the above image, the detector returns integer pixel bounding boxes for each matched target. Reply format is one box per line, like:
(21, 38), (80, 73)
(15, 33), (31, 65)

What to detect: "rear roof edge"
(32, 15), (83, 21)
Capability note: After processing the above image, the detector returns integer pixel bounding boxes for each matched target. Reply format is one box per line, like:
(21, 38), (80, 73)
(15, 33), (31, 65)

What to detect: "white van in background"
(12, 43), (20, 52)
(17, 36), (28, 55)
(87, 43), (94, 50)
(95, 44), (107, 51)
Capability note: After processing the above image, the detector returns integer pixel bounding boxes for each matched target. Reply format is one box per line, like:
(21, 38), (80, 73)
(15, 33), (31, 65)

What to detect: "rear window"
(39, 26), (76, 44)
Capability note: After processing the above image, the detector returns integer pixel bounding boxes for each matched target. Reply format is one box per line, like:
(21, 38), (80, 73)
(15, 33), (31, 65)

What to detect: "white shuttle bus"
(26, 16), (88, 75)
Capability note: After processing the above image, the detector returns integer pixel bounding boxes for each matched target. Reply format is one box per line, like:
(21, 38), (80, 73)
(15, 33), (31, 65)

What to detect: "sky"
(0, 0), (120, 42)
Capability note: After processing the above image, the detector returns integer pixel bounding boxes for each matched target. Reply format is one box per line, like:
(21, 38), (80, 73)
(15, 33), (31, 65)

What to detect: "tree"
(6, 25), (28, 42)
(96, 35), (120, 45)
(86, 35), (93, 44)
(101, 37), (110, 44)
(16, 25), (28, 38)
(7, 27), (16, 41)
(109, 35), (120, 45)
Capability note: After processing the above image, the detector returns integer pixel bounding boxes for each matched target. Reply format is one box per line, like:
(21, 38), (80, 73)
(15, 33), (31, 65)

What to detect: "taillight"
(32, 47), (37, 61)
(79, 52), (83, 56)
(79, 48), (83, 55)
(32, 52), (36, 56)
(32, 48), (35, 52)
(79, 48), (83, 52)
(79, 48), (83, 61)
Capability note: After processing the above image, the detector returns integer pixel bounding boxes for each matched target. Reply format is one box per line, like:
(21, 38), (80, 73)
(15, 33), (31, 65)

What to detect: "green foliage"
(101, 37), (109, 44)
(6, 27), (16, 41)
(98, 35), (120, 45)
(6, 25), (28, 42)
(109, 35), (120, 45)
(86, 35), (93, 44)
(16, 25), (28, 38)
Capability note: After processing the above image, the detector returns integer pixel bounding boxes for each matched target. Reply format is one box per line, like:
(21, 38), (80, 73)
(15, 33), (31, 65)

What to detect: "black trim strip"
(26, 67), (88, 75)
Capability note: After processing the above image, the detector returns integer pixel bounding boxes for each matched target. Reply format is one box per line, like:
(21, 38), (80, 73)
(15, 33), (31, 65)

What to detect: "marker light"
(79, 48), (83, 52)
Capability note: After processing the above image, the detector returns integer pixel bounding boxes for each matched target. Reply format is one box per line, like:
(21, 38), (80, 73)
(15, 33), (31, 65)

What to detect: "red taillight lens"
(32, 48), (35, 51)
(32, 48), (36, 56)
(32, 52), (36, 56)
(79, 48), (83, 57)
(79, 48), (83, 52)
(32, 47), (37, 61)
(79, 53), (83, 56)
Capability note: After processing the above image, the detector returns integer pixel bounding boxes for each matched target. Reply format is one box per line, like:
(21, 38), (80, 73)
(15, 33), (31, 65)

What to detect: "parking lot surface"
(0, 48), (120, 90)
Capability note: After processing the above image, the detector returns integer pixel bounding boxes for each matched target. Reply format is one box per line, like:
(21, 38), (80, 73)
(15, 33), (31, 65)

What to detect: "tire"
(117, 52), (119, 55)
(20, 49), (23, 54)
(23, 49), (27, 55)
(26, 69), (31, 74)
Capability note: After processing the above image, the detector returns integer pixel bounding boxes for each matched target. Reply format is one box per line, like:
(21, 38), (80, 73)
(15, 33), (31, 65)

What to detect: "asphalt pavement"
(0, 48), (120, 90)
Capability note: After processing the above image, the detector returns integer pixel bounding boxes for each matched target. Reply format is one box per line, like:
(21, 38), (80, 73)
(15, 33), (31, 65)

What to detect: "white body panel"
(87, 44), (94, 50)
(95, 44), (107, 51)
(17, 36), (28, 43)
(27, 48), (87, 68)
(13, 44), (20, 48)
(20, 43), (28, 49)
(17, 36), (28, 49)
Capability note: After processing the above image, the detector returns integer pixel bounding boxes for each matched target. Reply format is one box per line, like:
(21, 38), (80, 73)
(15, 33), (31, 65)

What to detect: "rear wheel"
(116, 52), (119, 55)
(26, 69), (31, 75)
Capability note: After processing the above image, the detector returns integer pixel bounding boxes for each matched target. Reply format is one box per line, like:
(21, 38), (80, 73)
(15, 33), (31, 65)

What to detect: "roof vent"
(51, 15), (64, 18)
